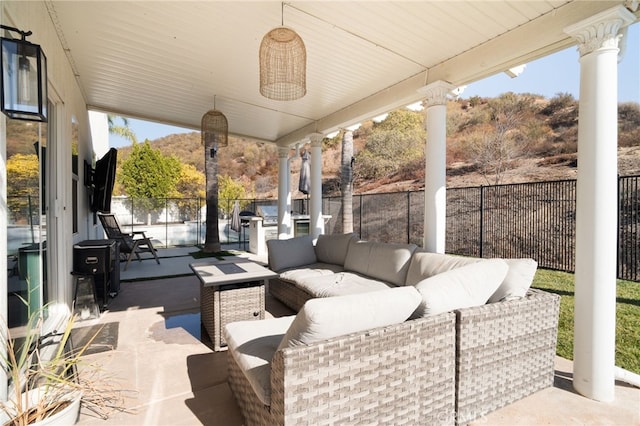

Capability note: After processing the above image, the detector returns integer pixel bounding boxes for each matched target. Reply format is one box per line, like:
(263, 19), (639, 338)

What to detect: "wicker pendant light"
(201, 106), (228, 156)
(259, 5), (306, 101)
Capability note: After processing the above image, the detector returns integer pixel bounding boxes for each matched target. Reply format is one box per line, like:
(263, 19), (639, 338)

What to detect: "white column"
(0, 113), (7, 402)
(418, 81), (455, 253)
(564, 5), (636, 402)
(88, 111), (110, 158)
(277, 146), (291, 238)
(309, 133), (324, 239)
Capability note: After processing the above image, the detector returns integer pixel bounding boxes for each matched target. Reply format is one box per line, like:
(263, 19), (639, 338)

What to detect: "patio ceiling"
(46, 1), (637, 147)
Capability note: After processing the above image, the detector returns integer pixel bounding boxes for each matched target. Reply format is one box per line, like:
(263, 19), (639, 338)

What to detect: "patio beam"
(275, 1), (631, 148)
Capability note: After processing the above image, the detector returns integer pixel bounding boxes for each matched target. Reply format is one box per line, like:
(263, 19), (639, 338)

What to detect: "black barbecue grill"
(256, 205), (278, 226)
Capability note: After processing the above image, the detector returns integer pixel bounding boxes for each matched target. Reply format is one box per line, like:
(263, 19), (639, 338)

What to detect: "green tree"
(120, 140), (181, 221)
(6, 154), (40, 224)
(356, 109), (425, 180)
(170, 163), (206, 221)
(374, 108), (423, 133)
(218, 174), (252, 216)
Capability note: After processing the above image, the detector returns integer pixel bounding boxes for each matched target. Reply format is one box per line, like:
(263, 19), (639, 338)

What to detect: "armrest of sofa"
(271, 313), (456, 425)
(454, 288), (560, 425)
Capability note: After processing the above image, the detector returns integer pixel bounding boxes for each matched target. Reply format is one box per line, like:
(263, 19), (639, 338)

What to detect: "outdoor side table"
(190, 258), (278, 351)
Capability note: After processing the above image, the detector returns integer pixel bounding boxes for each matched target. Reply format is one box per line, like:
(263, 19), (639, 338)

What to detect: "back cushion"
(314, 232), (356, 266)
(412, 259), (508, 317)
(267, 235), (317, 272)
(278, 286), (421, 350)
(344, 240), (417, 286)
(405, 252), (481, 286)
(488, 258), (538, 303)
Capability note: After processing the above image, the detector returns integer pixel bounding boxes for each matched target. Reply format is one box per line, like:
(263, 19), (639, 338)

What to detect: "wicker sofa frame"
(228, 312), (456, 426)
(454, 288), (560, 425)
(268, 277), (314, 312)
(266, 279), (560, 425)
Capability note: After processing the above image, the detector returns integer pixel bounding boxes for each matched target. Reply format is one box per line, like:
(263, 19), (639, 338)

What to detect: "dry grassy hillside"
(115, 94), (640, 198)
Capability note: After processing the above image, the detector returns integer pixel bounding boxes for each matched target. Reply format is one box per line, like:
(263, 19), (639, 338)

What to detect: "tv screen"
(91, 148), (117, 213)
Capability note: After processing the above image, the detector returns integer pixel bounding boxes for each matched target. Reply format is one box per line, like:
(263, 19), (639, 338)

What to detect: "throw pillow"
(488, 258), (538, 303)
(314, 232), (356, 266)
(267, 235), (317, 272)
(412, 258), (508, 317)
(405, 252), (481, 286)
(277, 286), (421, 350)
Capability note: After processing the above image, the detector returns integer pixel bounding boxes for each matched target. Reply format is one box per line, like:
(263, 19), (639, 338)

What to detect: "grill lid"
(256, 205), (278, 225)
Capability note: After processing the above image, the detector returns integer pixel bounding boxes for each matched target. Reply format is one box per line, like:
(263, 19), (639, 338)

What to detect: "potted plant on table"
(1, 303), (104, 425)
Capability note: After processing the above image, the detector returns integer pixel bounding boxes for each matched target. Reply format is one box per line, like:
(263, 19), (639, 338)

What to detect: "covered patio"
(74, 246), (639, 425)
(1, 0), (639, 422)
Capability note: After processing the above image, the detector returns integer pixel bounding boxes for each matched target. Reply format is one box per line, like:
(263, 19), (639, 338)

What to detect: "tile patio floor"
(74, 246), (639, 425)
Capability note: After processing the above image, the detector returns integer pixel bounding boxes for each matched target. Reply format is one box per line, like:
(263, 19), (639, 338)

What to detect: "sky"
(109, 23), (639, 149)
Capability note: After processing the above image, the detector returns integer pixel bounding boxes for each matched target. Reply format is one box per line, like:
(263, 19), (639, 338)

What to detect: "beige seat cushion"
(278, 262), (345, 283)
(294, 271), (392, 298)
(224, 316), (295, 406)
(314, 232), (356, 266)
(278, 286), (421, 350)
(412, 259), (508, 317)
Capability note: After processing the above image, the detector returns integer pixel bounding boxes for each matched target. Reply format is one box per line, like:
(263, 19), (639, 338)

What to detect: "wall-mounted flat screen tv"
(91, 148), (117, 213)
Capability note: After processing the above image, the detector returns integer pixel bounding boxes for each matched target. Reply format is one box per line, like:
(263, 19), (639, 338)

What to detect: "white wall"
(1, 2), (96, 309)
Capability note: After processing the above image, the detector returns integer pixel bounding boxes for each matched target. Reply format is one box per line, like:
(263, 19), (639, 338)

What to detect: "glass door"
(6, 117), (47, 327)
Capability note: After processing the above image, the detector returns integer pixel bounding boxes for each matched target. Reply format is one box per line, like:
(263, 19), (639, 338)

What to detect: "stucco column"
(564, 5), (636, 402)
(308, 133), (324, 239)
(277, 146), (292, 238)
(418, 81), (455, 253)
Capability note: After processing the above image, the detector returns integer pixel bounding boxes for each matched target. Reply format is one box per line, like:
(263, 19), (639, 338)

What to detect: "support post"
(277, 146), (291, 238)
(564, 5), (636, 402)
(309, 133), (324, 239)
(419, 80), (455, 253)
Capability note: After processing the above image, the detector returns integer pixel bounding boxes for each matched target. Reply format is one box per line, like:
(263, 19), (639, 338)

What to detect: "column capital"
(564, 5), (636, 57)
(278, 146), (290, 159)
(307, 132), (324, 147)
(418, 80), (456, 107)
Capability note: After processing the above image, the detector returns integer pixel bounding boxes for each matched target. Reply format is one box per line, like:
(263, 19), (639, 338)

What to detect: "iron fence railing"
(95, 175), (638, 282)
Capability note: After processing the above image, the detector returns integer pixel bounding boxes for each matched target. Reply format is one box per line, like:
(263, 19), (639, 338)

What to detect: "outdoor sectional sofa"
(224, 234), (560, 425)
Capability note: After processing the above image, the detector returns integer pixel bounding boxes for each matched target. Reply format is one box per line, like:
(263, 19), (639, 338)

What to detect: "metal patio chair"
(97, 213), (160, 270)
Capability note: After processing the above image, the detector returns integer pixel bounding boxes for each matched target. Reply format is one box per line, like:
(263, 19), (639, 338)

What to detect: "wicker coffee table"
(190, 258), (278, 351)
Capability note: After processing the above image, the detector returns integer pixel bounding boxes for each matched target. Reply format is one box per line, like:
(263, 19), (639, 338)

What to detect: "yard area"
(532, 269), (640, 375)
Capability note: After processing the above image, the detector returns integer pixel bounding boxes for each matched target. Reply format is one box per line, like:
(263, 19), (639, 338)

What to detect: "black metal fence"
(323, 176), (639, 282)
(105, 175), (639, 282)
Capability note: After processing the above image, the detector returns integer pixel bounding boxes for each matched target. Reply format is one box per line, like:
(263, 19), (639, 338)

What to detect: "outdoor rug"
(71, 321), (119, 356)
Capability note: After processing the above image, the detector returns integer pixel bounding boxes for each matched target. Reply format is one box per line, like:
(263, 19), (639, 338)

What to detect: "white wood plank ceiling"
(45, 1), (637, 146)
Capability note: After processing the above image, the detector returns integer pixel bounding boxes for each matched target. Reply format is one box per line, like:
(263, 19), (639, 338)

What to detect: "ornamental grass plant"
(1, 301), (131, 425)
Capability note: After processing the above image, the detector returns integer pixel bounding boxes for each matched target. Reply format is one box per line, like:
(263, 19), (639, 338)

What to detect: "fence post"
(407, 191), (411, 245)
(359, 194), (363, 239)
(616, 175), (620, 280)
(130, 198), (135, 234)
(165, 197), (168, 248)
(479, 185), (484, 258)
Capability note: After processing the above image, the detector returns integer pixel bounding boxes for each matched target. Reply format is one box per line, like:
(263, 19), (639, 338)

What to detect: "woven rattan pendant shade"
(201, 109), (228, 147)
(259, 27), (306, 101)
